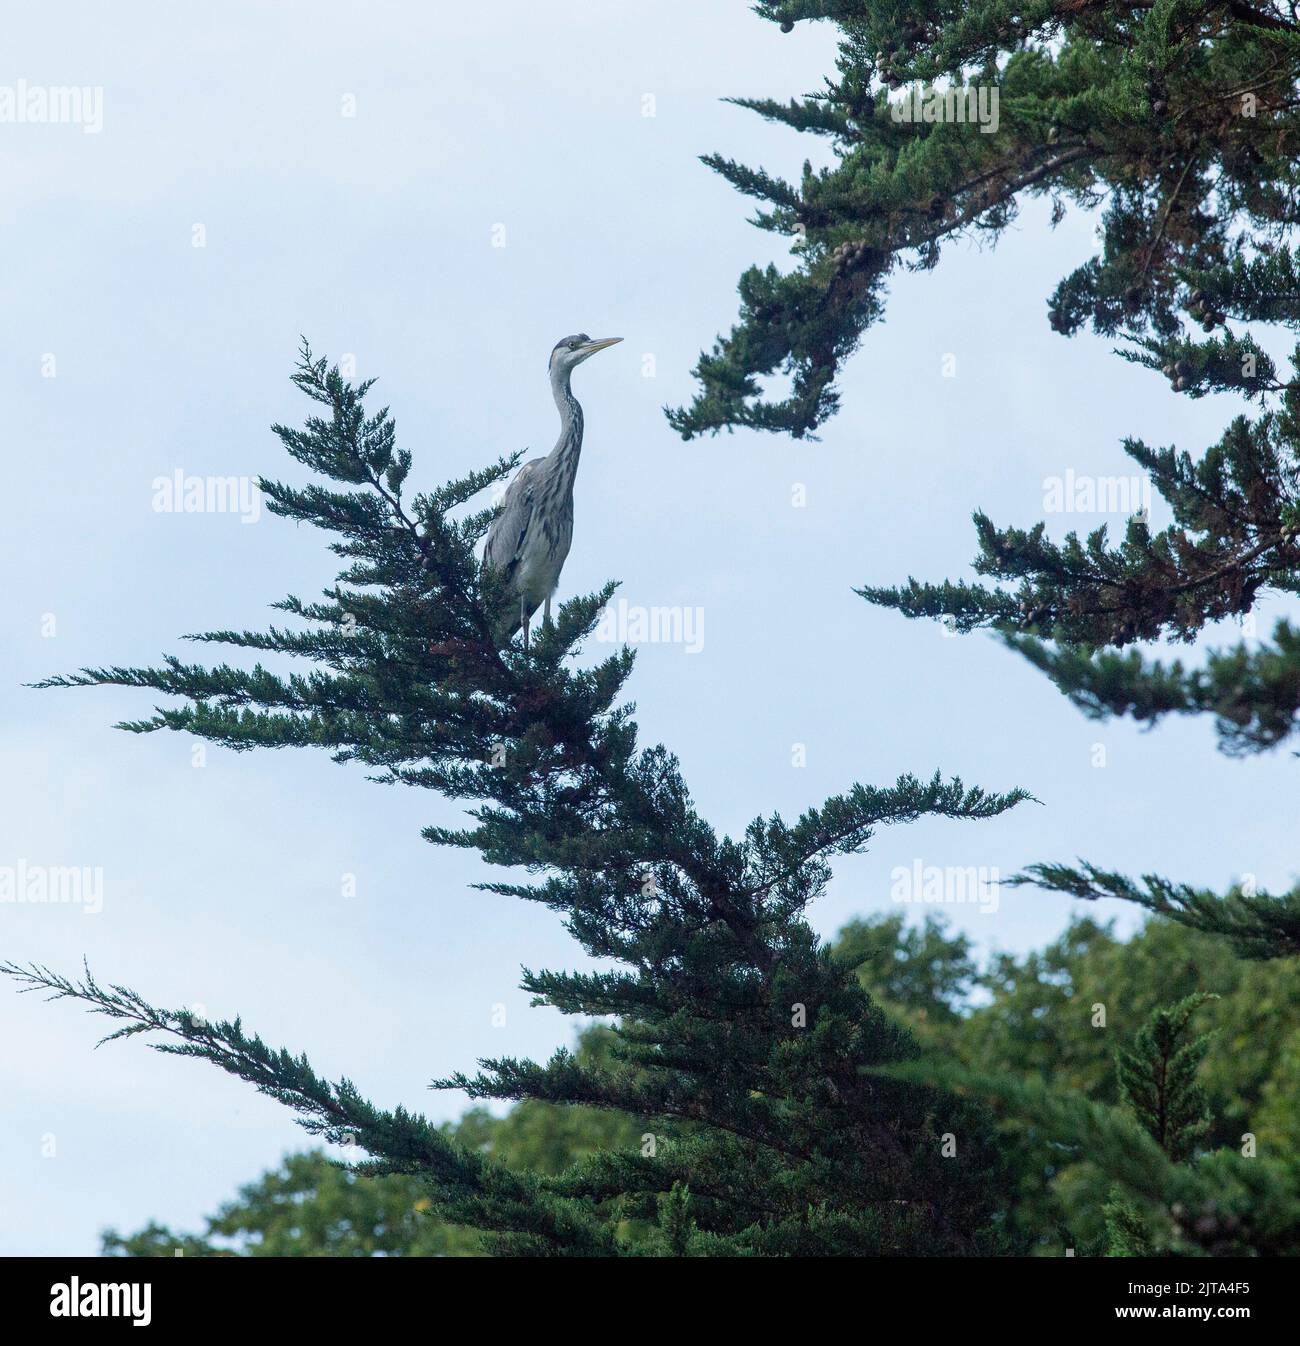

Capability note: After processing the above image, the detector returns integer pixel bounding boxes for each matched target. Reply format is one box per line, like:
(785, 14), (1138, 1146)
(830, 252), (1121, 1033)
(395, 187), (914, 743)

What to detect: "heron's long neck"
(550, 368), (585, 489)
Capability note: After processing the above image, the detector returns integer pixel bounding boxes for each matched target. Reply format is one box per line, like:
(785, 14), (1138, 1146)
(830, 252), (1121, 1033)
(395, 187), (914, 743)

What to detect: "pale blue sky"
(4, 2), (1294, 1255)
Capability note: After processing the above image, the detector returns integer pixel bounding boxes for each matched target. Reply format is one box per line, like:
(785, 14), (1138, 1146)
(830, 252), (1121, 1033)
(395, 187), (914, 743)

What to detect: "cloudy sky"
(4, 1), (1294, 1255)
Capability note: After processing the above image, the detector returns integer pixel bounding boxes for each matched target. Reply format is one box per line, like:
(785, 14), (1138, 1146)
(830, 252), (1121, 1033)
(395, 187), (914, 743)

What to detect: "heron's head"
(549, 333), (623, 377)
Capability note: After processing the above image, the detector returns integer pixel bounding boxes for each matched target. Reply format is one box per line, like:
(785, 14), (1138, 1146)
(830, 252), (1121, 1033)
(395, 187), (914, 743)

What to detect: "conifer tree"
(881, 1004), (1300, 1256)
(1093, 993), (1250, 1255)
(100, 913), (1300, 1257)
(1114, 993), (1214, 1163)
(675, 2), (1300, 956)
(664, 3), (1300, 1244)
(101, 1026), (645, 1258)
(672, 1), (1300, 439)
(4, 344), (1031, 1256)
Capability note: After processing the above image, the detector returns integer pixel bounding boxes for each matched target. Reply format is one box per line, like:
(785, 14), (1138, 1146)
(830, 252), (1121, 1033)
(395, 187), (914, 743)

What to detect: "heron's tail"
(492, 607), (523, 646)
(483, 585), (525, 648)
(479, 561), (523, 647)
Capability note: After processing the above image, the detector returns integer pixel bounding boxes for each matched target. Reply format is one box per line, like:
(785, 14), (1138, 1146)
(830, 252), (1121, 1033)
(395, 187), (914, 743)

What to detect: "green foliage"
(832, 913), (976, 1040)
(101, 1026), (644, 1257)
(1013, 861), (1300, 960)
(1003, 619), (1300, 756)
(1114, 994), (1214, 1161)
(674, 2), (1300, 437)
(874, 1005), (1300, 1256)
(863, 413), (1300, 649)
(1103, 1189), (1154, 1257)
(930, 914), (1300, 1146)
(102, 1153), (478, 1258)
(653, 1183), (698, 1257)
(102, 910), (1300, 1257)
(854, 224), (1300, 787)
(840, 911), (1300, 1254)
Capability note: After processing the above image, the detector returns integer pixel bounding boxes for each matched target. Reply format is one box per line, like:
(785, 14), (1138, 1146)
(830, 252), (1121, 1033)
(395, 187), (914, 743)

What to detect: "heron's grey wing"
(483, 458), (544, 582)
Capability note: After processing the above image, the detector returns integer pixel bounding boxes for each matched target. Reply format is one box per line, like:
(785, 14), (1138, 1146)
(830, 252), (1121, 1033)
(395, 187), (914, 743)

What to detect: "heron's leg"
(543, 596), (551, 629)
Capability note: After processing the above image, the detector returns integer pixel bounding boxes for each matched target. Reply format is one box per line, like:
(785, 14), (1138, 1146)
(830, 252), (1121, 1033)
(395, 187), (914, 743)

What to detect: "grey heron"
(482, 333), (623, 649)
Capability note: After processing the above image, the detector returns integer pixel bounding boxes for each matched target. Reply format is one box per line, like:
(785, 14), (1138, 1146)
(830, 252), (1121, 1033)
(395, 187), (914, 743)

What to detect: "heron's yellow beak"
(579, 337), (623, 357)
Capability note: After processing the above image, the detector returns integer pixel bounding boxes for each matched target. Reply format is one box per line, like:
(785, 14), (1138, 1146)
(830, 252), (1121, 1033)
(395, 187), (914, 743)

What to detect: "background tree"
(855, 921), (1300, 1254)
(105, 910), (1300, 1256)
